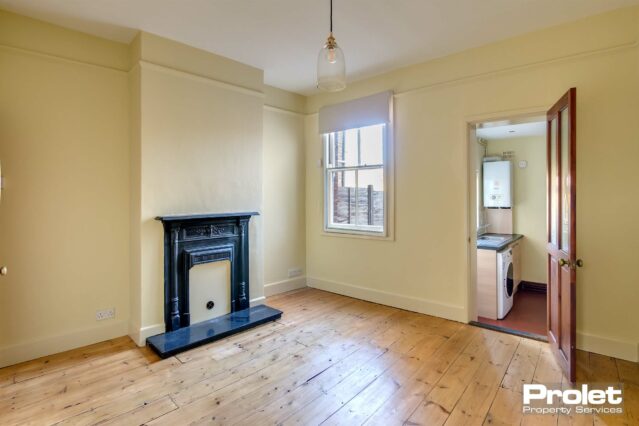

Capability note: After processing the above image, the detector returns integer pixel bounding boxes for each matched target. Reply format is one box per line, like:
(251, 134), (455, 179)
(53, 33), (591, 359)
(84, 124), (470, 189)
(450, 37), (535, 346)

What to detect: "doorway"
(468, 115), (548, 340)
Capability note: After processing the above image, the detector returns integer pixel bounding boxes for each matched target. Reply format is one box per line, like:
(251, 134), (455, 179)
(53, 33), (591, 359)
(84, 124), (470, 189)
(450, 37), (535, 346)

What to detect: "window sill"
(321, 228), (394, 241)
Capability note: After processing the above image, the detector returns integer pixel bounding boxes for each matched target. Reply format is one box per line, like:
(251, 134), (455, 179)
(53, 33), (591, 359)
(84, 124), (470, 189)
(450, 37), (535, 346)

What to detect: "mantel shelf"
(155, 212), (260, 223)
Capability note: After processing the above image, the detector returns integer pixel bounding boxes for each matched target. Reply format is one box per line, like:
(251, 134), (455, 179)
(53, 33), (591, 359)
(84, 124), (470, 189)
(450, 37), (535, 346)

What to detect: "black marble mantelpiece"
(147, 212), (282, 358)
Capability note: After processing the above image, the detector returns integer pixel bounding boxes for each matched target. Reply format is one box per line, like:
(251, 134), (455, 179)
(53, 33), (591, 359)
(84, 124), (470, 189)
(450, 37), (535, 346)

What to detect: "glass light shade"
(317, 37), (346, 92)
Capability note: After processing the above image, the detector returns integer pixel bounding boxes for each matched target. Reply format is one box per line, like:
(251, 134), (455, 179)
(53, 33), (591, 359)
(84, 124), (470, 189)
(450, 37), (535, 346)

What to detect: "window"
(318, 91), (393, 237)
(324, 123), (387, 235)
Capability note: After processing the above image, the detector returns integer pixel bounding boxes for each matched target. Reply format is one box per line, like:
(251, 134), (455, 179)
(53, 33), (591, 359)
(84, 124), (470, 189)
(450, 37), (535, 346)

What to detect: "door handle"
(0, 266), (7, 276)
(558, 259), (583, 269)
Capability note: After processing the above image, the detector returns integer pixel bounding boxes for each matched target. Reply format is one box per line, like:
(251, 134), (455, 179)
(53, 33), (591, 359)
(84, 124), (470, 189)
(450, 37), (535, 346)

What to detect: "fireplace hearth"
(146, 212), (282, 358)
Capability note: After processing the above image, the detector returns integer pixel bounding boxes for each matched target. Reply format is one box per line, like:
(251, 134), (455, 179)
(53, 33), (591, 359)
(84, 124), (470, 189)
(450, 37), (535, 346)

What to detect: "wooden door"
(546, 88), (581, 382)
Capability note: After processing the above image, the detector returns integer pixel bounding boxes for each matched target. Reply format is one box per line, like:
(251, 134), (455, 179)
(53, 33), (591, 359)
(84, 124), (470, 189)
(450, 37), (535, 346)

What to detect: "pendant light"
(317, 0), (346, 91)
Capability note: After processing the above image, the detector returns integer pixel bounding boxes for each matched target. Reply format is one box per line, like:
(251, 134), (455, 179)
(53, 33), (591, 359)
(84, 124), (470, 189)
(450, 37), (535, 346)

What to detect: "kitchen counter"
(476, 233), (523, 251)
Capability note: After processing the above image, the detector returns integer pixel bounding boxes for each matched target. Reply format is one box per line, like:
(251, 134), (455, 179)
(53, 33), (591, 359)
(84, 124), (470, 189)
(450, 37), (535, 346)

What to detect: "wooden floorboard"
(0, 288), (637, 425)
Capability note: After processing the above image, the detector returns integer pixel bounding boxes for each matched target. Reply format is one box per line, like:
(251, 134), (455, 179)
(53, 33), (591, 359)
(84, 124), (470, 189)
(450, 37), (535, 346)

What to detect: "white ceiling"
(476, 121), (546, 140)
(1, 0), (637, 94)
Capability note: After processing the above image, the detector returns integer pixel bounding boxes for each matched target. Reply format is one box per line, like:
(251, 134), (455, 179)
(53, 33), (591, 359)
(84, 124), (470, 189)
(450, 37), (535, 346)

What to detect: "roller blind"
(318, 91), (392, 134)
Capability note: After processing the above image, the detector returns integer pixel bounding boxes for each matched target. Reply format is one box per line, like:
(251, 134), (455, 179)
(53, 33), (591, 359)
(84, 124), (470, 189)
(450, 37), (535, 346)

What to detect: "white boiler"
(483, 160), (512, 208)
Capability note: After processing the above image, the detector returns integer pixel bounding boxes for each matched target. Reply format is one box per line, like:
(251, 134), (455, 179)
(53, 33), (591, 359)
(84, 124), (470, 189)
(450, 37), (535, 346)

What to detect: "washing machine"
(497, 247), (514, 319)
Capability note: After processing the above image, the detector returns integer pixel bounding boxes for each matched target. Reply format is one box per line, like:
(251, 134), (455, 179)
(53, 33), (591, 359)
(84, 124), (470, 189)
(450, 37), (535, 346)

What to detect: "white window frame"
(322, 123), (394, 239)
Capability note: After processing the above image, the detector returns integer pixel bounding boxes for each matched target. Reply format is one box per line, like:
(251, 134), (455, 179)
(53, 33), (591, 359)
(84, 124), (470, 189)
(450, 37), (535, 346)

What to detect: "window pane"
(344, 129), (359, 167)
(360, 124), (384, 166)
(326, 130), (358, 168)
(324, 124), (387, 234)
(328, 170), (356, 225)
(560, 108), (571, 252)
(357, 168), (384, 228)
(550, 117), (558, 246)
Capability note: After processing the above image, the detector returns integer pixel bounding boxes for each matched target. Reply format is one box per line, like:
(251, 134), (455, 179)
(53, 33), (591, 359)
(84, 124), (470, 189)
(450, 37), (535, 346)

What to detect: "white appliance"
(497, 247), (514, 319)
(483, 161), (512, 208)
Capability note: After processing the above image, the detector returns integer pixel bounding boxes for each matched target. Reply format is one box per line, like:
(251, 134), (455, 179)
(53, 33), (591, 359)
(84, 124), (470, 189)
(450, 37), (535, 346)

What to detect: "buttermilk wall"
(304, 7), (639, 362)
(0, 11), (306, 366)
(1, 6), (638, 366)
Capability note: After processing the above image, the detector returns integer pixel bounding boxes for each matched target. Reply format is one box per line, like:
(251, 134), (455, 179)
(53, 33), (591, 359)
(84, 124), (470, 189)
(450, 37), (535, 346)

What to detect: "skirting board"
(129, 296), (268, 347)
(250, 296), (266, 306)
(307, 277), (466, 323)
(0, 319), (129, 368)
(519, 281), (547, 293)
(264, 276), (307, 297)
(577, 331), (638, 363)
(308, 277), (638, 362)
(130, 323), (165, 347)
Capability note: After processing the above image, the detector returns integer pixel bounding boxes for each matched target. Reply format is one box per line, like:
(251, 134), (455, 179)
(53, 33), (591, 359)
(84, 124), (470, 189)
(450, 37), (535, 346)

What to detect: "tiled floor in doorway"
(478, 288), (547, 336)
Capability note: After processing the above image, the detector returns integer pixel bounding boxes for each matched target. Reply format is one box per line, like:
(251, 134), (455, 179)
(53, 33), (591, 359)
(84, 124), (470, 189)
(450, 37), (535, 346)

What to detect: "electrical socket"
(96, 308), (115, 321)
(288, 267), (303, 278)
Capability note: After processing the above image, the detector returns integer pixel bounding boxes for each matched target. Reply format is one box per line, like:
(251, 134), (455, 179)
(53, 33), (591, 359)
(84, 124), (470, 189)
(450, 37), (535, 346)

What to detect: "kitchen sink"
(478, 235), (510, 242)
(477, 234), (513, 248)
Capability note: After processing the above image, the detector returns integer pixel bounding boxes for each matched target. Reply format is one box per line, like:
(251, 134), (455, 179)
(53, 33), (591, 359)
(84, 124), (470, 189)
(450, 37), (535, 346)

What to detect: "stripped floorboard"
(0, 288), (637, 425)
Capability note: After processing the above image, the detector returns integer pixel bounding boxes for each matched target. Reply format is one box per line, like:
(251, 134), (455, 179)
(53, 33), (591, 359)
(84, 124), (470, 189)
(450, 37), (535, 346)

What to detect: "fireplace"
(146, 212), (282, 358)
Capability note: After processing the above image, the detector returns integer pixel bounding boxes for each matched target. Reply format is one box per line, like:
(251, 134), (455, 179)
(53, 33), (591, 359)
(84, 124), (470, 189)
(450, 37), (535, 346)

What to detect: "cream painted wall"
(263, 101), (306, 295)
(0, 10), (307, 363)
(2, 4), (639, 367)
(0, 11), (130, 367)
(129, 61), (142, 342)
(0, 12), (307, 361)
(305, 7), (639, 361)
(486, 136), (547, 284)
(129, 33), (266, 344)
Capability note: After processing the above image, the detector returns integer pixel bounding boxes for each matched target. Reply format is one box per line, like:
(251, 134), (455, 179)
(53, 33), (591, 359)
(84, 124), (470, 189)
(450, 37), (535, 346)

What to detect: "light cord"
(330, 0), (333, 33)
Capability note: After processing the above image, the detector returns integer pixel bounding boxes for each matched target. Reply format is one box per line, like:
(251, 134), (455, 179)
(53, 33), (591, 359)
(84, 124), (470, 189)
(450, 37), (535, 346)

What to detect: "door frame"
(464, 106), (549, 326)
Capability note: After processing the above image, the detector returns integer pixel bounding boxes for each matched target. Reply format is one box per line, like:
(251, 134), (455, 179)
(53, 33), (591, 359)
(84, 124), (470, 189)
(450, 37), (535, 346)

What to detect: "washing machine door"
(505, 262), (514, 297)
